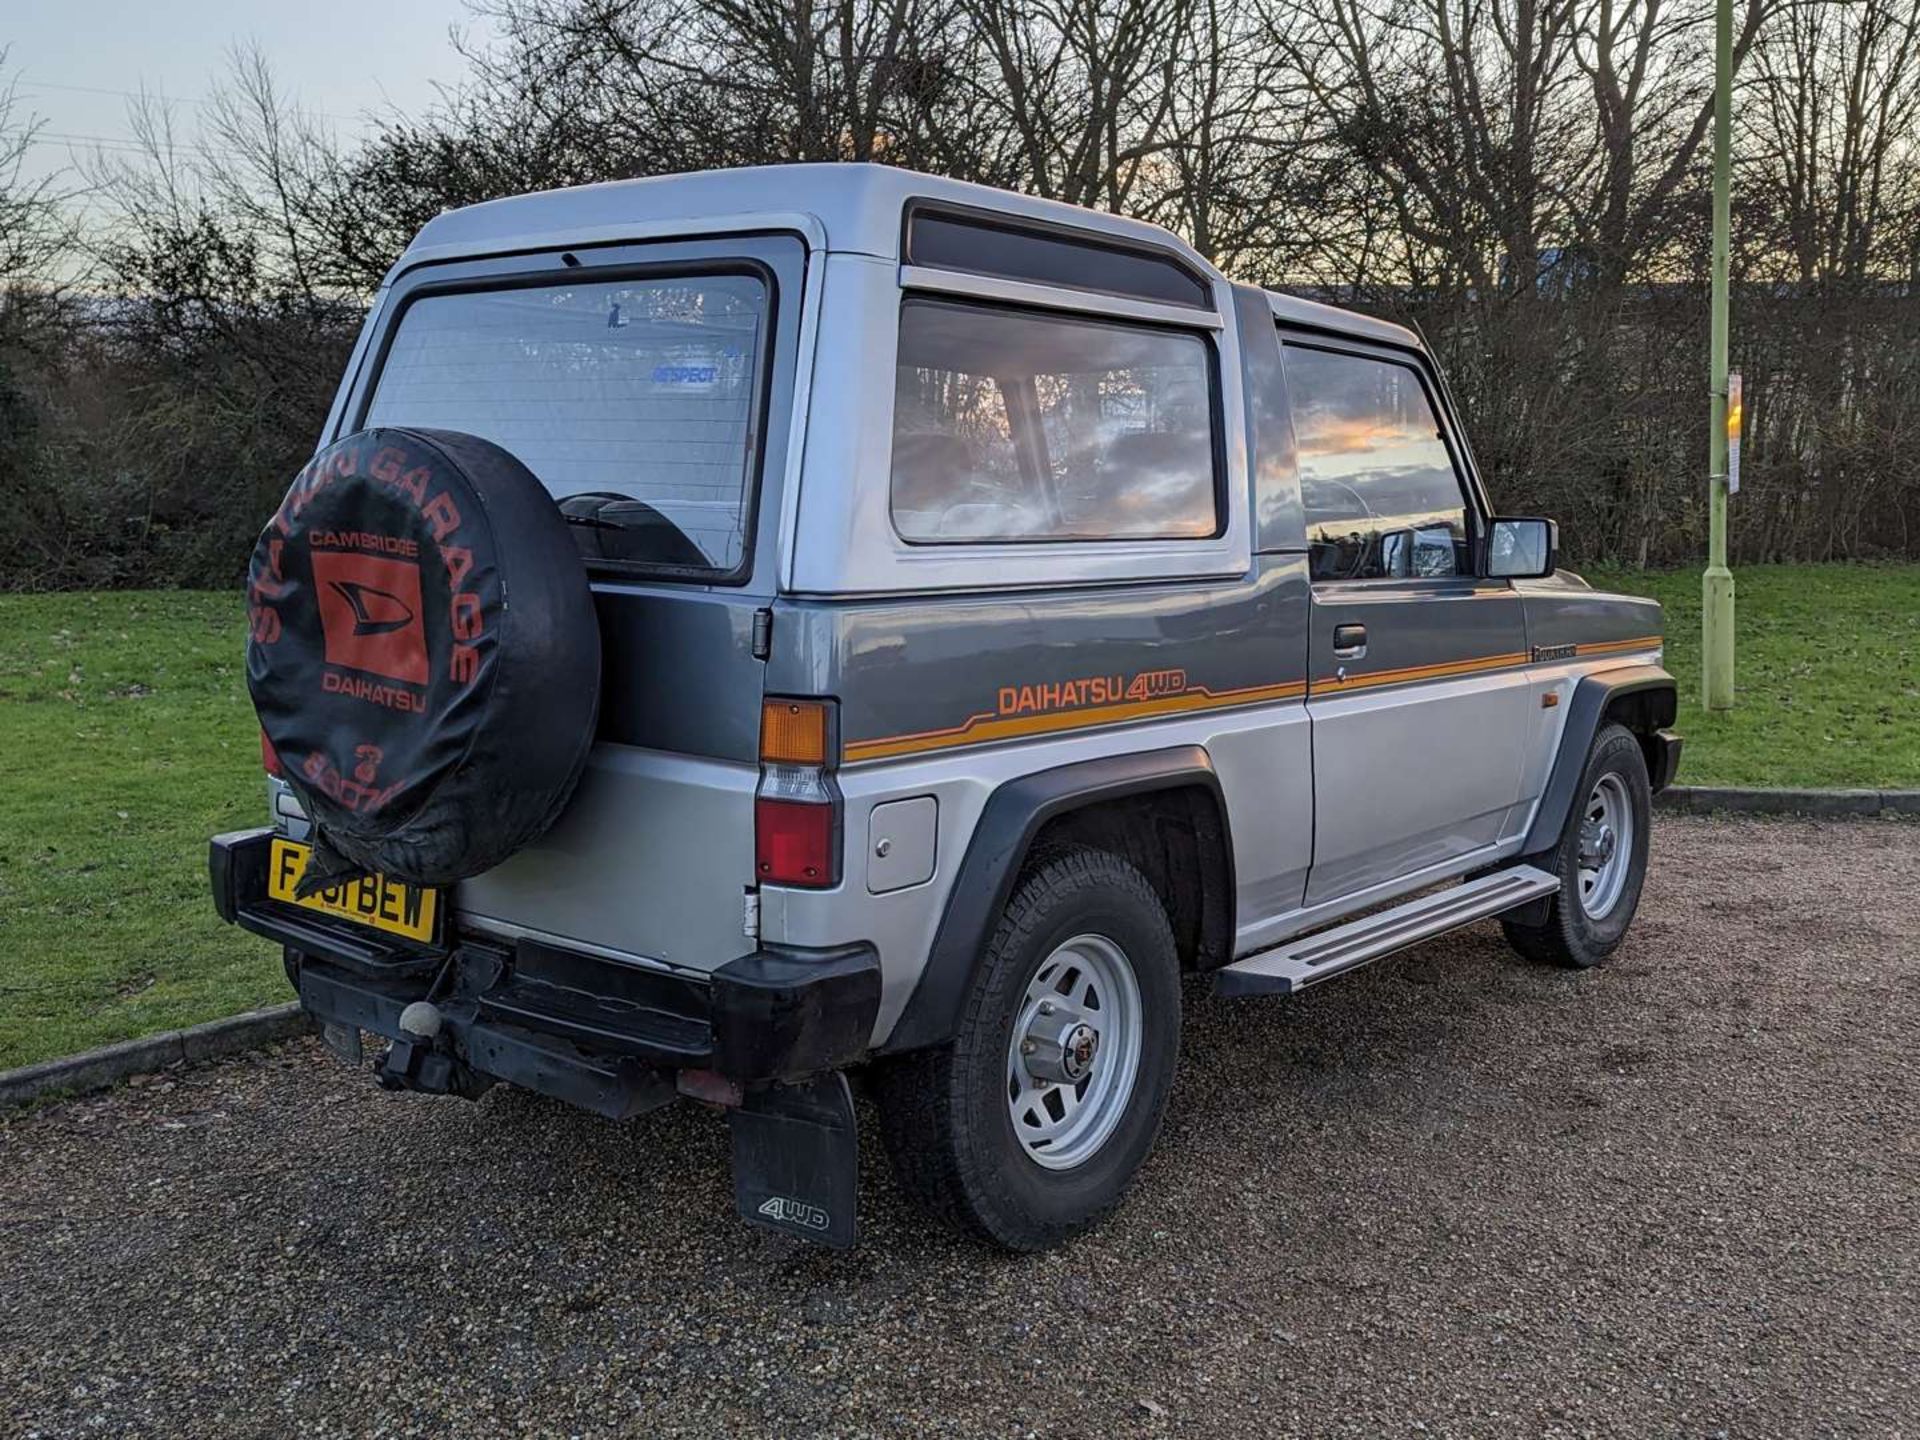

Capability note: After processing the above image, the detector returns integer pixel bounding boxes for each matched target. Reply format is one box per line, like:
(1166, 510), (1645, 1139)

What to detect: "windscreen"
(364, 272), (767, 576)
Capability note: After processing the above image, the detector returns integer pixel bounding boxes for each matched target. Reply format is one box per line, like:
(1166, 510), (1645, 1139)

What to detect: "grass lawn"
(0, 592), (279, 1070)
(0, 566), (1914, 1071)
(1588, 563), (1920, 790)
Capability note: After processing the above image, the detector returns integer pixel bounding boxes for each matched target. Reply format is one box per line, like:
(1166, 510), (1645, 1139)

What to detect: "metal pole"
(1702, 0), (1736, 710)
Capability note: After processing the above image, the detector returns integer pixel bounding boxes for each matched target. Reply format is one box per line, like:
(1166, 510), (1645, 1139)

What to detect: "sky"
(6, 0), (475, 187)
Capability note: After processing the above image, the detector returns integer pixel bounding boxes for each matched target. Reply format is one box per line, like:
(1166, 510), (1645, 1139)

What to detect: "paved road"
(3, 817), (1916, 1438)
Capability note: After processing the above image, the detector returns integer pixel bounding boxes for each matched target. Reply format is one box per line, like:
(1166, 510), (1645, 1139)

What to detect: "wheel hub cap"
(1578, 821), (1616, 869)
(1577, 774), (1634, 918)
(1021, 1003), (1100, 1084)
(1006, 934), (1144, 1171)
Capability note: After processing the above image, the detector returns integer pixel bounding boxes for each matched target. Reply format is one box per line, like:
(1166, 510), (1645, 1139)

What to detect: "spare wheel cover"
(245, 427), (600, 887)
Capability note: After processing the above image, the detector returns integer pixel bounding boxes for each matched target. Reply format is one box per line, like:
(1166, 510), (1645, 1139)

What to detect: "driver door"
(1282, 338), (1533, 906)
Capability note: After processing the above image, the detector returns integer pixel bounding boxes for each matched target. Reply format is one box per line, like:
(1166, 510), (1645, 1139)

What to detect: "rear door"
(1282, 337), (1532, 906)
(335, 234), (809, 969)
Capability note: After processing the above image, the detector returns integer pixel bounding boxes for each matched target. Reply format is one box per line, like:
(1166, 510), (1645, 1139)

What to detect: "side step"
(1213, 864), (1559, 998)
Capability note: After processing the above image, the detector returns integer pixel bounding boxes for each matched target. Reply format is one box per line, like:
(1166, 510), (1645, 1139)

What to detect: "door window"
(1283, 345), (1470, 582)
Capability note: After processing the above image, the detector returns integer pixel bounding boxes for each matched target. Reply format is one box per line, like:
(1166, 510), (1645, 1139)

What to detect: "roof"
(1265, 290), (1420, 349)
(402, 163), (1217, 276)
(398, 162), (1417, 348)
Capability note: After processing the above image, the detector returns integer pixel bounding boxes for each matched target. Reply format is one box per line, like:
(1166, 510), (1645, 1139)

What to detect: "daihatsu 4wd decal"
(997, 667), (1189, 716)
(843, 667), (1309, 763)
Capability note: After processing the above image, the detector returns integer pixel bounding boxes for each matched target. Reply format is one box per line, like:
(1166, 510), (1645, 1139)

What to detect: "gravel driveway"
(3, 816), (1916, 1439)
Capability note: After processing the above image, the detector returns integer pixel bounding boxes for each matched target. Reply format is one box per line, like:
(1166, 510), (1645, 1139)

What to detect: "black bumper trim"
(210, 829), (882, 1097)
(1650, 728), (1684, 793)
(713, 945), (883, 1084)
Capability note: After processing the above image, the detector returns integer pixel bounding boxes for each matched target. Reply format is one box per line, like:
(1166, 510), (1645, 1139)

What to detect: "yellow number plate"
(267, 838), (440, 944)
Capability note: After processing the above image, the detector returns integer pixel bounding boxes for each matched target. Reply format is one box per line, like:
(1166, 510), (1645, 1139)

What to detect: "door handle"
(1332, 623), (1368, 660)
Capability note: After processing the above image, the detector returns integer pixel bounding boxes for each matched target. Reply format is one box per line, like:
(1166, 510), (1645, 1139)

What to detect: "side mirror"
(1486, 516), (1558, 579)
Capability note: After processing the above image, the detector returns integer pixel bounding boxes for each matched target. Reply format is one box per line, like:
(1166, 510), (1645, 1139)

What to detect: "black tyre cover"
(245, 428), (599, 890)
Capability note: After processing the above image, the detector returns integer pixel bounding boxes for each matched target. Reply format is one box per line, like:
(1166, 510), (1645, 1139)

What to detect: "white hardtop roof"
(403, 162), (1213, 273)
(1265, 290), (1419, 349)
(399, 161), (1419, 349)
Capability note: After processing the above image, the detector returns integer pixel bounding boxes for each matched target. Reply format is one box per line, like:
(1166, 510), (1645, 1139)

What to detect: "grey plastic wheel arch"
(1521, 665), (1677, 861)
(880, 746), (1233, 1055)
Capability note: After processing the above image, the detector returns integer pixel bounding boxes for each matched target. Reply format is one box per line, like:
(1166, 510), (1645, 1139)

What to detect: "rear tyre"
(875, 848), (1181, 1252)
(1502, 722), (1652, 968)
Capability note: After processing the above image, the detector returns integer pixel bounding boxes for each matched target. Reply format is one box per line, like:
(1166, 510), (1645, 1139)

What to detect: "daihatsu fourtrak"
(211, 163), (1682, 1251)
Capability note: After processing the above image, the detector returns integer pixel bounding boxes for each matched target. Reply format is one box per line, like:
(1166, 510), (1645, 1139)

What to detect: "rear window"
(890, 298), (1219, 544)
(363, 272), (768, 577)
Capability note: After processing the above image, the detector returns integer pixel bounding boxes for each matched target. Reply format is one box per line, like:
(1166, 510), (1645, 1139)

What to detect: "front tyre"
(876, 848), (1181, 1252)
(1503, 722), (1652, 969)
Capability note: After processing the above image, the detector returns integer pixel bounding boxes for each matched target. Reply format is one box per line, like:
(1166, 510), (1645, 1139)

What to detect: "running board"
(1213, 865), (1559, 998)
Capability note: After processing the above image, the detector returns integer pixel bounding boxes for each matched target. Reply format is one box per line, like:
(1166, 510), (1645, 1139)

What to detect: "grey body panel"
(769, 559), (1310, 764)
(453, 587), (771, 968)
(592, 586), (767, 761)
(1516, 573), (1666, 654)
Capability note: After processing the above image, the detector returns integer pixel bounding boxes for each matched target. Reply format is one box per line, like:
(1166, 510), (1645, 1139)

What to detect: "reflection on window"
(366, 274), (765, 575)
(1284, 345), (1468, 581)
(890, 299), (1217, 543)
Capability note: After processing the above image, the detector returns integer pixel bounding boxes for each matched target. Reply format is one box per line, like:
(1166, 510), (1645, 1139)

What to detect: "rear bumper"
(208, 829), (881, 1114)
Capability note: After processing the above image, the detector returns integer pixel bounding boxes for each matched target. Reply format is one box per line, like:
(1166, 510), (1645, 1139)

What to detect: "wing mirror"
(1486, 517), (1559, 579)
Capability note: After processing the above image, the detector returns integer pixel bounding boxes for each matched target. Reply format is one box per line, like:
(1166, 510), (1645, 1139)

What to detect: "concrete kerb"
(1656, 786), (1920, 818)
(0, 1004), (314, 1109)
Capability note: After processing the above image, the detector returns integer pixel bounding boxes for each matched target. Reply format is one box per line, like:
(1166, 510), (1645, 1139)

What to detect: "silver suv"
(210, 164), (1681, 1251)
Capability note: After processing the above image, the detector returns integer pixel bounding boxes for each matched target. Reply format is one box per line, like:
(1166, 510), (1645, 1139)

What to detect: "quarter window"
(1284, 345), (1470, 582)
(890, 298), (1219, 543)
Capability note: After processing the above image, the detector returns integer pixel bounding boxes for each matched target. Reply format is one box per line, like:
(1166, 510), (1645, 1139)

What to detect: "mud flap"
(729, 1072), (858, 1249)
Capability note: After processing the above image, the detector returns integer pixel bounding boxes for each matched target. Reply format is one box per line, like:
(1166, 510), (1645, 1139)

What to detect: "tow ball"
(375, 1001), (490, 1099)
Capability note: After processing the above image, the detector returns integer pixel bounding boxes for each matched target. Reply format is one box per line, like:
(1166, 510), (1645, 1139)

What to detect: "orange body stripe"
(841, 636), (1663, 764)
(843, 678), (1307, 763)
(1311, 649), (1531, 694)
(1575, 635), (1663, 656)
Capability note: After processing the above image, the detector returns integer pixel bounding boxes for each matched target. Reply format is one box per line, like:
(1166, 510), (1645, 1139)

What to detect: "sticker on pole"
(1726, 371), (1742, 495)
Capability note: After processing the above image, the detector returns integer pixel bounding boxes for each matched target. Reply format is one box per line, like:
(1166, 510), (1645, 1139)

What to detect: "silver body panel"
(457, 746), (757, 969)
(285, 163), (1670, 1047)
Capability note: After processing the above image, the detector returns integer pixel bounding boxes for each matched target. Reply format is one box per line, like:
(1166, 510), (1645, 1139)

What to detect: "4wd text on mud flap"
(757, 1196), (831, 1231)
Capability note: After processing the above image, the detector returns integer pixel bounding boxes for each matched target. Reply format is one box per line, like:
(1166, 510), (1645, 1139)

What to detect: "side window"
(890, 297), (1219, 543)
(1282, 344), (1471, 582)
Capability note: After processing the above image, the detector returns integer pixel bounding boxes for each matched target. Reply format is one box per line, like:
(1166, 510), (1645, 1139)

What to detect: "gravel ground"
(3, 816), (1916, 1439)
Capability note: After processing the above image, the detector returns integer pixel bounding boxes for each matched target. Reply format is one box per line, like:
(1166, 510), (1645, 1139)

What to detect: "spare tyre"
(245, 428), (599, 892)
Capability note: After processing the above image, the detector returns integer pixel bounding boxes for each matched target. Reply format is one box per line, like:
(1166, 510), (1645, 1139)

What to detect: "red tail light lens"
(755, 797), (837, 887)
(261, 730), (284, 778)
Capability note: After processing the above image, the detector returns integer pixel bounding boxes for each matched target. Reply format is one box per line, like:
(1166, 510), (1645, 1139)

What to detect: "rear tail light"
(261, 730), (284, 778)
(755, 798), (837, 886)
(754, 698), (840, 888)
